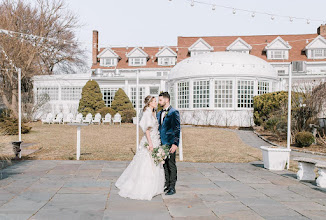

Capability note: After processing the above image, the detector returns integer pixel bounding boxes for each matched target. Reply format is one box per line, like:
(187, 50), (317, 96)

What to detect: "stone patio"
(0, 160), (326, 219)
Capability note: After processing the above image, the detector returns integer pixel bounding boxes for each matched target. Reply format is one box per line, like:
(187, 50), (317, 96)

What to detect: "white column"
(18, 68), (22, 158)
(286, 63), (293, 169)
(254, 78), (258, 96)
(174, 82), (178, 108)
(233, 78), (237, 110)
(76, 126), (81, 160)
(145, 86), (150, 96)
(179, 130), (183, 161)
(124, 80), (129, 96)
(160, 79), (165, 92)
(189, 79), (194, 110)
(209, 78), (214, 109)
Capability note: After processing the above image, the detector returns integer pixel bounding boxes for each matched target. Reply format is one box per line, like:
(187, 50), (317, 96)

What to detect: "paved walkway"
(0, 160), (326, 219)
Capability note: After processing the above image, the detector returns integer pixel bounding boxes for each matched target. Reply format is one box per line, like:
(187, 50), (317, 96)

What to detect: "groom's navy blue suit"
(157, 105), (180, 190)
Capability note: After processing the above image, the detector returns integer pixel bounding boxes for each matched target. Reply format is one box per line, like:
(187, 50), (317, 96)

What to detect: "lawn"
(0, 122), (262, 163)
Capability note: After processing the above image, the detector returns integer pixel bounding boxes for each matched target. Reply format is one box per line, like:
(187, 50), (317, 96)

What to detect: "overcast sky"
(67, 0), (326, 66)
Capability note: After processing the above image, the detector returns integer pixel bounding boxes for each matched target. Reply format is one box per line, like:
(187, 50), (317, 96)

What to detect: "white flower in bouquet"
(151, 144), (171, 166)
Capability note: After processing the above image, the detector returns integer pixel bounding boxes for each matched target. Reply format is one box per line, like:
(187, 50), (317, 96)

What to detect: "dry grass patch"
(181, 127), (262, 163)
(0, 122), (262, 163)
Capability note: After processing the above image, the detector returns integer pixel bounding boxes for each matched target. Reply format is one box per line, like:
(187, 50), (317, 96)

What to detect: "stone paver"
(0, 160), (325, 219)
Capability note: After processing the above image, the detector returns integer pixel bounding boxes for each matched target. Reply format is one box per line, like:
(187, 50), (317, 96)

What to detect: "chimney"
(317, 25), (326, 36)
(92, 30), (99, 65)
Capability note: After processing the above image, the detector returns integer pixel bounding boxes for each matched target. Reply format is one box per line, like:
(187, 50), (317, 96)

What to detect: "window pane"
(177, 82), (189, 109)
(36, 87), (59, 101)
(131, 87), (145, 108)
(214, 80), (233, 108)
(193, 80), (210, 108)
(258, 81), (270, 95)
(61, 87), (82, 101)
(100, 88), (118, 107)
(237, 80), (254, 108)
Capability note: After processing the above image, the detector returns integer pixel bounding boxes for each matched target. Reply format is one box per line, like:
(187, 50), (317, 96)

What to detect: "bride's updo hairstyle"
(143, 95), (155, 112)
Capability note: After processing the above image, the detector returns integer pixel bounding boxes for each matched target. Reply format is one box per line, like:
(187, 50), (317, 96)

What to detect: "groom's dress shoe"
(164, 187), (169, 192)
(165, 188), (176, 195)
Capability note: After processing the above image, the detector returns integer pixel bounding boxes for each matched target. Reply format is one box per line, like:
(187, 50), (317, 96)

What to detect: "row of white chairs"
(41, 112), (121, 125)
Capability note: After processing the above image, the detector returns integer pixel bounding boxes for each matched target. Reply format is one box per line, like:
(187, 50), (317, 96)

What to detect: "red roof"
(91, 33), (326, 70)
(91, 47), (176, 70)
(177, 34), (326, 63)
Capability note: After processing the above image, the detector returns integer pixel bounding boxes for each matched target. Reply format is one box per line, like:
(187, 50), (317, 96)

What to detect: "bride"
(115, 95), (165, 200)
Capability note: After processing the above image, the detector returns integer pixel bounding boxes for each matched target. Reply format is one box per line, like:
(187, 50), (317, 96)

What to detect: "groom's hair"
(159, 92), (170, 101)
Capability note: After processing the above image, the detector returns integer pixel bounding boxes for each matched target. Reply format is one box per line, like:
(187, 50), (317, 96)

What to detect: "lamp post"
(286, 64), (292, 169)
(18, 68), (22, 158)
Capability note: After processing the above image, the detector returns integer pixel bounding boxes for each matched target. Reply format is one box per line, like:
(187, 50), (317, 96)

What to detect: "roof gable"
(188, 38), (214, 51)
(265, 36), (292, 50)
(226, 37), (252, 51)
(155, 46), (177, 57)
(305, 35), (326, 50)
(126, 47), (148, 58)
(97, 47), (120, 58)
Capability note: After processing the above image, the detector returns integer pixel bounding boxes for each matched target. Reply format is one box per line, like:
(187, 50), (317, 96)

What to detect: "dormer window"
(129, 58), (146, 66)
(188, 38), (214, 57)
(156, 46), (177, 66)
(191, 51), (209, 56)
(304, 36), (326, 59)
(264, 37), (291, 60)
(311, 49), (326, 59)
(97, 48), (120, 67)
(226, 38), (252, 54)
(270, 50), (286, 59)
(127, 47), (148, 66)
(101, 58), (117, 67)
(158, 57), (176, 66)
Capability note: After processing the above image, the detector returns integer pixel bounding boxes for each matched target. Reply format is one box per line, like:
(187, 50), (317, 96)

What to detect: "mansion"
(33, 25), (326, 126)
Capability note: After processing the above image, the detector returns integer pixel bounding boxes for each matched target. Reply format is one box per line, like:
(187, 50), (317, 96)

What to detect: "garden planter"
(260, 146), (291, 171)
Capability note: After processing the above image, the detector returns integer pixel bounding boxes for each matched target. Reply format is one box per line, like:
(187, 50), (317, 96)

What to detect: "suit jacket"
(157, 106), (181, 147)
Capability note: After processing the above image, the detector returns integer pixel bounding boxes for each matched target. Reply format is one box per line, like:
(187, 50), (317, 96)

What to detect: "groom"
(157, 92), (180, 195)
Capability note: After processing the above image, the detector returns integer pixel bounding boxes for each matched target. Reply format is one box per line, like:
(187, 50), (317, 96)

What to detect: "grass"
(255, 127), (326, 154)
(0, 122), (262, 163)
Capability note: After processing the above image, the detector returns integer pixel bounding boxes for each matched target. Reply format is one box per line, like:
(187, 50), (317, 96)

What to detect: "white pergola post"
(286, 65), (293, 170)
(76, 126), (81, 160)
(136, 69), (140, 152)
(18, 68), (22, 158)
(179, 130), (183, 161)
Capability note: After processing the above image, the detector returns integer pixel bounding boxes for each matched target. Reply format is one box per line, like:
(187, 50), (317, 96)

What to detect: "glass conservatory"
(167, 52), (279, 127)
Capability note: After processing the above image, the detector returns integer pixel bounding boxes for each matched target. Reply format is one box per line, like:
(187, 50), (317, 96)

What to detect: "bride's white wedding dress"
(115, 108), (165, 200)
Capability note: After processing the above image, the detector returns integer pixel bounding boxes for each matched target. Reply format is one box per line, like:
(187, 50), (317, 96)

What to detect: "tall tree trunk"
(11, 88), (18, 118)
(1, 91), (18, 118)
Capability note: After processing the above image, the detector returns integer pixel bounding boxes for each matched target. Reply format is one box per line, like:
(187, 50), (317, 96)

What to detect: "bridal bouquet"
(152, 145), (170, 165)
(144, 143), (170, 165)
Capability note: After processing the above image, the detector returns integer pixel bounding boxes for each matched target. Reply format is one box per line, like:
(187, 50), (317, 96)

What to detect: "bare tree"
(0, 0), (86, 119)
